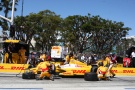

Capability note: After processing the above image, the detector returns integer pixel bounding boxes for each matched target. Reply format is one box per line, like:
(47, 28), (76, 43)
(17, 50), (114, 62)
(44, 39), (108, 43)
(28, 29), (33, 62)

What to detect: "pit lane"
(0, 73), (135, 90)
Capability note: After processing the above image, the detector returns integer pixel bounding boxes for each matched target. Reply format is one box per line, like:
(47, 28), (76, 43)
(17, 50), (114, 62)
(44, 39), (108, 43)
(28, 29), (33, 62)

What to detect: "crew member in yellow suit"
(36, 61), (54, 80)
(97, 62), (108, 80)
(39, 53), (47, 61)
(18, 47), (26, 64)
(64, 52), (74, 64)
(103, 54), (110, 67)
(106, 53), (116, 79)
(38, 53), (44, 62)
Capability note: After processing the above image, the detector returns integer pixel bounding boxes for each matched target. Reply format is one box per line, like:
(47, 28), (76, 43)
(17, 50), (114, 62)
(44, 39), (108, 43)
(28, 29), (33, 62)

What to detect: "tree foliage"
(62, 15), (131, 55)
(0, 1), (132, 55)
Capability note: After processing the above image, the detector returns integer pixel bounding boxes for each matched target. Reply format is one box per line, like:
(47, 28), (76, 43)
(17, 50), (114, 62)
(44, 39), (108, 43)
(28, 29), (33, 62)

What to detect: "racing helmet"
(69, 52), (73, 57)
(98, 62), (103, 66)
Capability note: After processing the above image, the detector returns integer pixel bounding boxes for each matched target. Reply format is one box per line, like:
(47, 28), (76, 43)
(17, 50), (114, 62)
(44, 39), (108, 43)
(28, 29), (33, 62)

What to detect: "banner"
(112, 67), (135, 76)
(0, 64), (29, 73)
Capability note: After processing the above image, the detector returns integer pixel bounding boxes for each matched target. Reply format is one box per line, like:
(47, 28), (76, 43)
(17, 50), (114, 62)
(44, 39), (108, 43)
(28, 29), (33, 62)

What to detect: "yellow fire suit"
(42, 54), (47, 61)
(97, 66), (108, 80)
(106, 56), (115, 77)
(18, 48), (26, 64)
(37, 62), (52, 79)
(65, 55), (74, 64)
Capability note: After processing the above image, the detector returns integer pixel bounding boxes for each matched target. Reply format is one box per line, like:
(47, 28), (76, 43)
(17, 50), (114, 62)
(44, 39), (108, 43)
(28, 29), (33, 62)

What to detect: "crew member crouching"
(36, 62), (55, 81)
(97, 62), (109, 81)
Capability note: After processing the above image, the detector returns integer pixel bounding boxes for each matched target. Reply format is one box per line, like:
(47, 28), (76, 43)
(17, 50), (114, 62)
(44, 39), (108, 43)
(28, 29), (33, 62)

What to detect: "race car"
(22, 57), (98, 79)
(56, 58), (98, 76)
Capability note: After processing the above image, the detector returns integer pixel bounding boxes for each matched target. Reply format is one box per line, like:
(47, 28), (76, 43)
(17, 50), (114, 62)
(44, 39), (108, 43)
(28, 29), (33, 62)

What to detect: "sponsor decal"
(0, 66), (25, 70)
(72, 70), (86, 73)
(112, 70), (118, 73)
(123, 70), (134, 73)
(52, 46), (60, 49)
(11, 66), (25, 70)
(0, 66), (4, 69)
(112, 69), (134, 73)
(63, 72), (72, 75)
(75, 65), (83, 67)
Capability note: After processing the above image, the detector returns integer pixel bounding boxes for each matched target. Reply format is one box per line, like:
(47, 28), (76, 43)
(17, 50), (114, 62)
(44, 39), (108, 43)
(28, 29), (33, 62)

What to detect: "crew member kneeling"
(36, 62), (54, 81)
(97, 62), (108, 81)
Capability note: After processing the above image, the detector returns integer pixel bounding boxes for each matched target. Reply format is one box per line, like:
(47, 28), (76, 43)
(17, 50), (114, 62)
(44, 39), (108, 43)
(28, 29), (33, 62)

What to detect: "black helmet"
(98, 62), (103, 66)
(69, 52), (73, 56)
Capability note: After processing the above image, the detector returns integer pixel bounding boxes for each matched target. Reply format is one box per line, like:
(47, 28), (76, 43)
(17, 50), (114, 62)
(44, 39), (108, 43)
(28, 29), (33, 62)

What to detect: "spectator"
(7, 42), (15, 63)
(93, 54), (98, 61)
(131, 49), (135, 67)
(81, 54), (85, 61)
(28, 52), (36, 67)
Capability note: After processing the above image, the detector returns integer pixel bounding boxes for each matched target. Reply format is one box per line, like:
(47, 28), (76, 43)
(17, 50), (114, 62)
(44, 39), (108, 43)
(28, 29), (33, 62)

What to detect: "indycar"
(57, 59), (94, 76)
(21, 57), (98, 80)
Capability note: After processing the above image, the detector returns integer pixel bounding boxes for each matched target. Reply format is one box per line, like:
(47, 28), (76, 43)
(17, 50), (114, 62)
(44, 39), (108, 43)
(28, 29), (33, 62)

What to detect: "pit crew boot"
(107, 76), (112, 81)
(112, 74), (115, 78)
(50, 74), (54, 81)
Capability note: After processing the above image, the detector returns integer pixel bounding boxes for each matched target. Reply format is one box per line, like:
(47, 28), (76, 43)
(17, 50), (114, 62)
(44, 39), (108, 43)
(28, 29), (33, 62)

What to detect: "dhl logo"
(112, 70), (134, 73)
(52, 46), (60, 49)
(11, 66), (25, 70)
(123, 70), (134, 73)
(0, 66), (25, 70)
(112, 70), (118, 73)
(0, 66), (4, 69)
(72, 70), (86, 73)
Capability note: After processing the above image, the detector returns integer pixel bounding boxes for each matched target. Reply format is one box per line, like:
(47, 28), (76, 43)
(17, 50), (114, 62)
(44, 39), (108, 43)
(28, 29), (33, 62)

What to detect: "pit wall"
(112, 67), (135, 76)
(0, 64), (29, 73)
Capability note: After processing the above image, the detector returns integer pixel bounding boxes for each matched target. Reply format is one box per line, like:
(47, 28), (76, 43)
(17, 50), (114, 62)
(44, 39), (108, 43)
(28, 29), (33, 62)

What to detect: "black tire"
(22, 73), (27, 79)
(22, 72), (35, 79)
(84, 72), (98, 81)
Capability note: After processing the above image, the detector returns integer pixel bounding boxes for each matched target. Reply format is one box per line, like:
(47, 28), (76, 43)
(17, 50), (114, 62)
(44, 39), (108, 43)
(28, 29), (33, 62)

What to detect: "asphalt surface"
(0, 73), (135, 90)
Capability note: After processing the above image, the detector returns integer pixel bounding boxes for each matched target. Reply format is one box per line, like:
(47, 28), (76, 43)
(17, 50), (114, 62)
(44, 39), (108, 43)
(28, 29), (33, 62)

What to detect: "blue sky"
(0, 0), (135, 37)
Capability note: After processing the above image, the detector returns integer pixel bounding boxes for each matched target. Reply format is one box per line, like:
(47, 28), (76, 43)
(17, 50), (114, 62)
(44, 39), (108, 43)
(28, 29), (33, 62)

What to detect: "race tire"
(22, 73), (27, 79)
(22, 72), (35, 79)
(84, 72), (98, 81)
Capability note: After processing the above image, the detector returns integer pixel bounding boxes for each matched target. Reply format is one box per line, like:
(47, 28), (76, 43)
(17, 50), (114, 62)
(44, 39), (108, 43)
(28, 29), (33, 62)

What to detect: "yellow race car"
(22, 58), (97, 80)
(57, 59), (94, 76)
